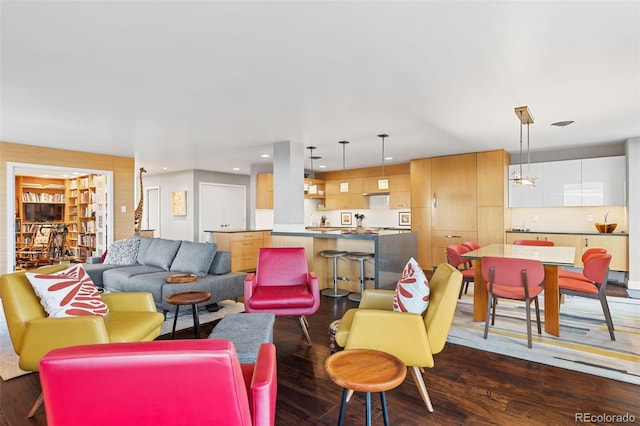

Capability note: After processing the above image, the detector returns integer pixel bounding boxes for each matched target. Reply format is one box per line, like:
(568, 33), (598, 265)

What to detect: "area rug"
(0, 299), (244, 381)
(448, 291), (640, 385)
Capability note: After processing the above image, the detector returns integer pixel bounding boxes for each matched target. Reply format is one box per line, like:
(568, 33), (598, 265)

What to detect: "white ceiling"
(2, 1), (639, 176)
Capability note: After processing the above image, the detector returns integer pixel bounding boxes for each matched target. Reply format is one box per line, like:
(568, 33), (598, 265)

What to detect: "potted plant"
(354, 213), (365, 229)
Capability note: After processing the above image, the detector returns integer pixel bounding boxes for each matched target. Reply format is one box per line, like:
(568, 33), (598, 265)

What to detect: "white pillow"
(392, 257), (430, 314)
(25, 264), (109, 318)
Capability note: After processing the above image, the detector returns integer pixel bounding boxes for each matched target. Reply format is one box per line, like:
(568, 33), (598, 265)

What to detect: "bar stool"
(346, 252), (375, 302)
(320, 250), (349, 298)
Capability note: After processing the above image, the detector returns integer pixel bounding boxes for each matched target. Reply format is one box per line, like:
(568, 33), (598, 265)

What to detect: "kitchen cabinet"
(388, 174), (411, 208)
(431, 153), (477, 232)
(506, 231), (628, 271)
(211, 231), (266, 272)
(509, 156), (626, 207)
(324, 178), (367, 209)
(256, 173), (273, 209)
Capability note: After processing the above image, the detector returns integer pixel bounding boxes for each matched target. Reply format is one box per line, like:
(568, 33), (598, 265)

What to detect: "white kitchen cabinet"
(543, 159), (582, 207)
(581, 156), (626, 206)
(509, 156), (626, 207)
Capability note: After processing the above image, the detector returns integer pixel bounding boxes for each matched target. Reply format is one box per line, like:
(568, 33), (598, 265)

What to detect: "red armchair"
(39, 339), (277, 426)
(244, 247), (320, 346)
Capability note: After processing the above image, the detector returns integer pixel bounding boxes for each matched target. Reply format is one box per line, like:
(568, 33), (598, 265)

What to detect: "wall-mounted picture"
(171, 191), (187, 216)
(399, 211), (411, 226)
(341, 212), (352, 226)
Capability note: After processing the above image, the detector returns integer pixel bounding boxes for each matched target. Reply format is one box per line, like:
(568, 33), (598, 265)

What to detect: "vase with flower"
(595, 211), (617, 233)
(354, 213), (365, 229)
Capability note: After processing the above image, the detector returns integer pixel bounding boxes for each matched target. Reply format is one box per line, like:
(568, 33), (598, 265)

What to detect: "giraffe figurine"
(134, 167), (146, 235)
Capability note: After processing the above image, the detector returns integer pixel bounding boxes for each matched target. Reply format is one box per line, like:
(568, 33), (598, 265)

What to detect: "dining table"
(461, 243), (576, 337)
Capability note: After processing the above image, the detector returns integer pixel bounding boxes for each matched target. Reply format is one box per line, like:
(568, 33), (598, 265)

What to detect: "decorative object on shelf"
(339, 140), (349, 192)
(377, 133), (390, 190)
(341, 212), (352, 226)
(399, 211), (411, 226)
(355, 213), (365, 228)
(171, 190), (187, 216)
(134, 167), (146, 235)
(511, 106), (536, 187)
(595, 211), (617, 233)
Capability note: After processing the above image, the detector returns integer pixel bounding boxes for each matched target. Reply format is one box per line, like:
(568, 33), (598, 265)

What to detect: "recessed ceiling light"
(318, 165), (326, 168)
(232, 167), (240, 171)
(384, 156), (393, 161)
(551, 120), (575, 127)
(260, 154), (270, 158)
(163, 167), (168, 170)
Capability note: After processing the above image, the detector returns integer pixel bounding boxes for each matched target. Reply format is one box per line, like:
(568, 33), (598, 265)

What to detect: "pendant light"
(512, 106), (536, 187)
(306, 146), (322, 194)
(377, 133), (389, 190)
(339, 140), (349, 193)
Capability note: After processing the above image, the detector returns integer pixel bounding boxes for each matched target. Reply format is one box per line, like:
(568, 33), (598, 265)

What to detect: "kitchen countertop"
(506, 230), (628, 236)
(272, 228), (415, 239)
(204, 229), (271, 233)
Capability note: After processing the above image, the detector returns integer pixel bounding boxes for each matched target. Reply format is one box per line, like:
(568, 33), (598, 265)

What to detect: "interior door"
(144, 186), (160, 235)
(199, 183), (246, 242)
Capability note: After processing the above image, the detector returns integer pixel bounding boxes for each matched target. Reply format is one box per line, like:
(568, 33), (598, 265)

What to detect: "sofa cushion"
(82, 263), (122, 288)
(104, 238), (140, 265)
(170, 242), (217, 277)
(209, 251), (232, 275)
(135, 236), (155, 265)
(143, 238), (181, 270)
(25, 264), (109, 318)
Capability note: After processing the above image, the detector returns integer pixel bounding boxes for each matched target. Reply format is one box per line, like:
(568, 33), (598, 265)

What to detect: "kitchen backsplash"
(510, 205), (627, 234)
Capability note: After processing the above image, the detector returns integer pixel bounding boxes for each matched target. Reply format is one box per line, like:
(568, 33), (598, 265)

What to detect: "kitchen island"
(270, 229), (418, 293)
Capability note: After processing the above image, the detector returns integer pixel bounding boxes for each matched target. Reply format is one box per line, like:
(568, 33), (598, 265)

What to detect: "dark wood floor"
(1, 284), (637, 425)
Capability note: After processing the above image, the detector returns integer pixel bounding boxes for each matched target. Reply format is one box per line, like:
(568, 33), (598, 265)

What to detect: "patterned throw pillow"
(103, 238), (140, 265)
(25, 264), (109, 318)
(393, 257), (430, 314)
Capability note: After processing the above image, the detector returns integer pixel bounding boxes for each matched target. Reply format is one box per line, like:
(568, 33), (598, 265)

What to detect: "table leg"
(472, 260), (488, 322)
(543, 265), (560, 337)
(171, 305), (180, 339)
(380, 391), (390, 426)
(192, 303), (201, 339)
(338, 388), (347, 426)
(365, 392), (371, 426)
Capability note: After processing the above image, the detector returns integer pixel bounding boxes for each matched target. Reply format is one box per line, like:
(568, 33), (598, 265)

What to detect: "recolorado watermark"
(575, 413), (635, 423)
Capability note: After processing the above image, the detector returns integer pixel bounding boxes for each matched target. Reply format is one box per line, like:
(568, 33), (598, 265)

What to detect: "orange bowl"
(595, 223), (617, 233)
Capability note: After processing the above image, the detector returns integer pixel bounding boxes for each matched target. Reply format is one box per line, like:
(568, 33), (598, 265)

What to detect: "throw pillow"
(143, 238), (182, 270)
(170, 241), (217, 277)
(25, 264), (109, 318)
(392, 257), (430, 314)
(103, 238), (140, 265)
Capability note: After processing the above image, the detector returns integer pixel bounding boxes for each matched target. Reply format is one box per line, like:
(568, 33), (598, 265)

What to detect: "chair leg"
(599, 294), (616, 341)
(525, 298), (532, 349)
(484, 294), (493, 340)
(534, 297), (542, 335)
(346, 389), (355, 402)
(491, 296), (497, 326)
(28, 393), (44, 418)
(409, 366), (433, 412)
(296, 316), (313, 346)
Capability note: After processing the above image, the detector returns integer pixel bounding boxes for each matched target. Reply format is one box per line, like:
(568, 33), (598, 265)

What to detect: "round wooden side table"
(325, 349), (407, 426)
(165, 291), (212, 339)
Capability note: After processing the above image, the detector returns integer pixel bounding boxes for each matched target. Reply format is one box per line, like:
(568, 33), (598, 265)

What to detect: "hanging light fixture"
(377, 133), (390, 190)
(511, 106), (536, 187)
(339, 140), (349, 193)
(306, 146), (322, 194)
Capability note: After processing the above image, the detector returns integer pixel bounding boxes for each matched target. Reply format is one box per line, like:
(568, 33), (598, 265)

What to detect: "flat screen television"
(24, 203), (64, 222)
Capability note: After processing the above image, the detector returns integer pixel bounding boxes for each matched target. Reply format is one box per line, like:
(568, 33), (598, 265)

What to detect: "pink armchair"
(39, 339), (277, 426)
(244, 247), (320, 346)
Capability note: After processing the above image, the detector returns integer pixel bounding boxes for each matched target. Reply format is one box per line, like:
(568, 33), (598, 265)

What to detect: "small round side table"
(325, 349), (406, 426)
(165, 291), (211, 339)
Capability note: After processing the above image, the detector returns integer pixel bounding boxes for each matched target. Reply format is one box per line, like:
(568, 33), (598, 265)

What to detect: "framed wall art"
(171, 191), (187, 216)
(341, 212), (352, 226)
(398, 211), (411, 226)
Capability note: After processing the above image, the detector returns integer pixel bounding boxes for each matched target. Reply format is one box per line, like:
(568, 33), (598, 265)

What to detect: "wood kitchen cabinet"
(256, 173), (273, 209)
(211, 231), (266, 272)
(324, 178), (368, 209)
(431, 153), (477, 231)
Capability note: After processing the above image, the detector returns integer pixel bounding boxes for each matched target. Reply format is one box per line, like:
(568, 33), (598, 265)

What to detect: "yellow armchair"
(335, 263), (462, 412)
(0, 264), (165, 417)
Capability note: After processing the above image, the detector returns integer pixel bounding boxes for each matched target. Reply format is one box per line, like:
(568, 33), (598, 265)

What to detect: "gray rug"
(449, 290), (640, 385)
(0, 299), (244, 381)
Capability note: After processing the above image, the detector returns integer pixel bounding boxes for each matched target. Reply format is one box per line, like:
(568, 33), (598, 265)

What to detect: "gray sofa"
(83, 236), (246, 314)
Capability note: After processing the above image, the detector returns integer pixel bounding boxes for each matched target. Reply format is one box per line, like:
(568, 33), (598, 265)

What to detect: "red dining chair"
(513, 239), (555, 246)
(559, 248), (607, 282)
(482, 256), (545, 349)
(559, 253), (615, 340)
(244, 247), (320, 346)
(462, 241), (481, 251)
(446, 245), (474, 298)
